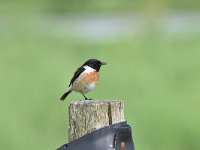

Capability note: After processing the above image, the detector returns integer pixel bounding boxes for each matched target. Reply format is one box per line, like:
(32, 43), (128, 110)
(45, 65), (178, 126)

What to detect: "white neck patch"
(84, 65), (95, 73)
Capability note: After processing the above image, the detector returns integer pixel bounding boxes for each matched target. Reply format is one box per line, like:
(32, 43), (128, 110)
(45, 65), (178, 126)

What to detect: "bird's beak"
(101, 62), (107, 65)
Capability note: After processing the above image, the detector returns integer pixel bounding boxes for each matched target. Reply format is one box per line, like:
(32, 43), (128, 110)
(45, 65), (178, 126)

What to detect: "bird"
(60, 59), (106, 101)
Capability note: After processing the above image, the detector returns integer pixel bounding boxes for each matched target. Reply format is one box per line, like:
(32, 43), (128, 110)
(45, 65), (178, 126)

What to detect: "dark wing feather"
(69, 67), (85, 86)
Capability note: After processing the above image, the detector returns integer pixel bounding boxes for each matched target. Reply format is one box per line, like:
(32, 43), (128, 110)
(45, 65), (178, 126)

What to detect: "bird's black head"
(83, 59), (106, 71)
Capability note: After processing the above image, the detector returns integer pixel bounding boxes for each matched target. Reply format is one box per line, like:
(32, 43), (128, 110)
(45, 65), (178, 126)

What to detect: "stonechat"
(60, 59), (106, 100)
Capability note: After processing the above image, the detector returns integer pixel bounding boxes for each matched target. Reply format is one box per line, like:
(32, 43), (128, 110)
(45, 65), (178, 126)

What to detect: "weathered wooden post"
(68, 100), (125, 142)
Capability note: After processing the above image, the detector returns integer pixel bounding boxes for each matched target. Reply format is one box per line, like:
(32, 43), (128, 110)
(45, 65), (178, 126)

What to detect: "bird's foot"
(82, 94), (92, 100)
(85, 98), (93, 100)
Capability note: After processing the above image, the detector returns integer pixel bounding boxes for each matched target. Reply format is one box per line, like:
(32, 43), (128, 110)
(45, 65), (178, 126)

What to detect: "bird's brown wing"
(69, 67), (85, 86)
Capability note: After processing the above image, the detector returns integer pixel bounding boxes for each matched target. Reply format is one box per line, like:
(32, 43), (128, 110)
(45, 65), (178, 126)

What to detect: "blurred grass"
(0, 0), (200, 14)
(0, 15), (200, 149)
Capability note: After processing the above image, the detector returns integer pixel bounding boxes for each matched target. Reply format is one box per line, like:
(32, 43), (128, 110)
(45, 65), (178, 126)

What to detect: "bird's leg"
(82, 94), (92, 100)
(82, 94), (88, 100)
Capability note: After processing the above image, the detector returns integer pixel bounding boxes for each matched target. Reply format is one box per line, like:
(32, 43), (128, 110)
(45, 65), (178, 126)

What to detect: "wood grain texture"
(68, 100), (125, 142)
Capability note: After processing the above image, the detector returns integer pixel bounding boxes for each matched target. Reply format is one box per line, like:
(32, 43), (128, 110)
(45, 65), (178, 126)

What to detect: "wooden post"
(68, 100), (125, 142)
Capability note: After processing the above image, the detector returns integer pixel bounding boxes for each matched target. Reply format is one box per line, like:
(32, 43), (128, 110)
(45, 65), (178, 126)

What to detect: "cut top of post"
(68, 100), (125, 142)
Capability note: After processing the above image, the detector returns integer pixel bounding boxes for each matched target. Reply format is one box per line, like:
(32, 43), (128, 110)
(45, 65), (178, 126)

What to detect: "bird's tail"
(60, 87), (72, 101)
(60, 91), (71, 101)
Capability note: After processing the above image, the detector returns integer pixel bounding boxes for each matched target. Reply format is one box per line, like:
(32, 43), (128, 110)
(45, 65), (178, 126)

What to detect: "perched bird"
(60, 59), (106, 100)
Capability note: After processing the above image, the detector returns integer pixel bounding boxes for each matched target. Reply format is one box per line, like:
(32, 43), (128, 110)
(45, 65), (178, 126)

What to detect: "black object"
(57, 121), (134, 150)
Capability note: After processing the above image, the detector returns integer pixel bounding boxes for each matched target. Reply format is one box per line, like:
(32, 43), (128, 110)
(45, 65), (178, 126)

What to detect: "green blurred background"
(1, 0), (200, 150)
